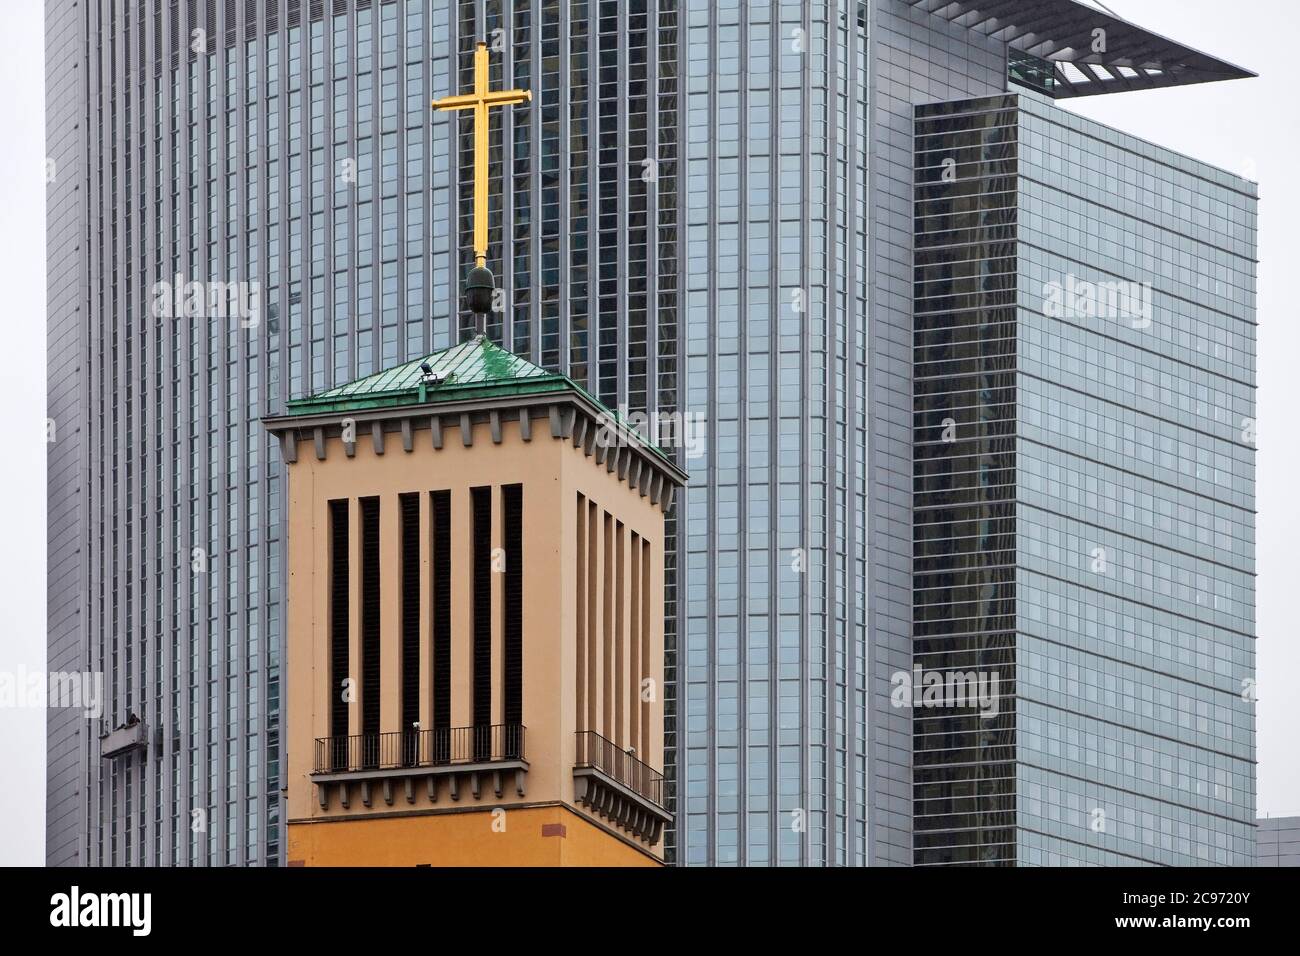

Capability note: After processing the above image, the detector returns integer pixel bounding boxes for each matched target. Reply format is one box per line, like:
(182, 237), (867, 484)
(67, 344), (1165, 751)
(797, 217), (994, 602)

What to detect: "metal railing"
(573, 730), (664, 808)
(314, 724), (525, 774)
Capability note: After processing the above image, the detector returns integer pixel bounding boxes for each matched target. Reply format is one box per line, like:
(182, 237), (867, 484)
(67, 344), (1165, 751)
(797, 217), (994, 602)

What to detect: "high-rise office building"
(47, 0), (1256, 867)
(1256, 817), (1300, 867)
(913, 90), (1256, 865)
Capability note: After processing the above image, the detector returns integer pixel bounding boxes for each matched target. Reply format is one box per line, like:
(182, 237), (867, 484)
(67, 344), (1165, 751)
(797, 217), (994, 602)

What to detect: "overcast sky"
(0, 0), (1294, 867)
(1064, 0), (1300, 829)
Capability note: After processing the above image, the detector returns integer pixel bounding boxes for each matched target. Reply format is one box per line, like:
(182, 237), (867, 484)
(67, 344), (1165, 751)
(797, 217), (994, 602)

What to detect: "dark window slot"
(502, 484), (523, 757)
(360, 496), (381, 768)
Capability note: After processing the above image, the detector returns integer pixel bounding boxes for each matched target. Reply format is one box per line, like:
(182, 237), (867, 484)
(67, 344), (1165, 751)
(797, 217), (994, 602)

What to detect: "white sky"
(0, 0), (1294, 866)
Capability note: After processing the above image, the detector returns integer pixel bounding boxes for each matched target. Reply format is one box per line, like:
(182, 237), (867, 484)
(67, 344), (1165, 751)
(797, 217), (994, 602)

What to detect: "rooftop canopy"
(905, 0), (1256, 98)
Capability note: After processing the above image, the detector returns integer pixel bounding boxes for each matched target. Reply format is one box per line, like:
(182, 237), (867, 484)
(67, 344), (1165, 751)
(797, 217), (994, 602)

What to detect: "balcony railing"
(313, 724), (525, 774)
(573, 730), (664, 808)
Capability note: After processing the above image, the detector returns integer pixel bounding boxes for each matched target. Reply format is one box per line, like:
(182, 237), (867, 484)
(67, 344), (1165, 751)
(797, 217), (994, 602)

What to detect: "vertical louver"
(169, 0), (179, 69)
(431, 490), (451, 762)
(502, 485), (523, 757)
(205, 0), (216, 49)
(576, 493), (587, 732)
(471, 486), (492, 760)
(360, 496), (380, 767)
(153, 3), (162, 76)
(614, 520), (625, 746)
(328, 500), (349, 771)
(587, 499), (599, 735)
(640, 536), (652, 760)
(399, 493), (420, 765)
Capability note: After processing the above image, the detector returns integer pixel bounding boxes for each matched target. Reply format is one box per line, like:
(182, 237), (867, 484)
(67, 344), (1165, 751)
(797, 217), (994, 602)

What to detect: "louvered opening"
(502, 485), (523, 755)
(399, 492), (420, 765)
(328, 499), (349, 771)
(360, 496), (381, 767)
(287, 0), (301, 29)
(575, 493), (587, 733)
(169, 0), (179, 69)
(136, 3), (146, 82)
(431, 490), (451, 762)
(471, 486), (492, 761)
(185, 0), (197, 61)
(153, 4), (163, 76)
(224, 0), (237, 47)
(640, 536), (652, 760)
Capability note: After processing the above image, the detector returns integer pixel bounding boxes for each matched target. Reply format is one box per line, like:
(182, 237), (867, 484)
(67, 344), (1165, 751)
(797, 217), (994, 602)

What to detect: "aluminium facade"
(46, 0), (877, 869)
(47, 0), (1257, 868)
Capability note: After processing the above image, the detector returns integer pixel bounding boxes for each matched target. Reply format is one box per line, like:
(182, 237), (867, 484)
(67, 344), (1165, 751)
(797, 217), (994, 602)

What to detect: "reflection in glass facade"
(46, 0), (1006, 870)
(913, 93), (1257, 865)
(49, 0), (887, 867)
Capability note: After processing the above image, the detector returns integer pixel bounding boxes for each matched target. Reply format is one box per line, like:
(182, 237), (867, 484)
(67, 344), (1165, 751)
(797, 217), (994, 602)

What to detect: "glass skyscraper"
(47, 0), (1256, 867)
(913, 91), (1256, 865)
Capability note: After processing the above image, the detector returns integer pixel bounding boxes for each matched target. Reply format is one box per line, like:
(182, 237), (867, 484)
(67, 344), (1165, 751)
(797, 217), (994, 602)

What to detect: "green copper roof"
(284, 334), (674, 463)
(286, 335), (572, 415)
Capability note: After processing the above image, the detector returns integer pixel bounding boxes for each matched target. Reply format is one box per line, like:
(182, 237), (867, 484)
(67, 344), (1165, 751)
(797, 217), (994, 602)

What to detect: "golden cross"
(432, 42), (532, 268)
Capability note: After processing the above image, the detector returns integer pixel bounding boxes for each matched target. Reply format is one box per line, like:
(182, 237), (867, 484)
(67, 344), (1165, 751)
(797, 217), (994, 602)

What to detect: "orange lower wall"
(287, 804), (662, 867)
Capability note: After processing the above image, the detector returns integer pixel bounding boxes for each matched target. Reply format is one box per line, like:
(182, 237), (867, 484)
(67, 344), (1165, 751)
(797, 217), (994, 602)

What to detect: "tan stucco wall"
(283, 413), (667, 862)
(287, 803), (662, 867)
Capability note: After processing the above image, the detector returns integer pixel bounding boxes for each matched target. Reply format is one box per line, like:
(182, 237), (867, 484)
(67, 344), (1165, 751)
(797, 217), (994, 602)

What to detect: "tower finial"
(432, 42), (532, 337)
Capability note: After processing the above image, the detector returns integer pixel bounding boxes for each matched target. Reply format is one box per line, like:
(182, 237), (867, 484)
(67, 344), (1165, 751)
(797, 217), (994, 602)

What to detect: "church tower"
(265, 335), (686, 865)
(263, 40), (684, 866)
